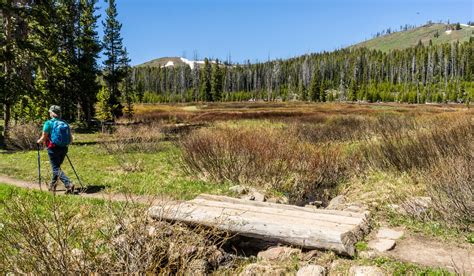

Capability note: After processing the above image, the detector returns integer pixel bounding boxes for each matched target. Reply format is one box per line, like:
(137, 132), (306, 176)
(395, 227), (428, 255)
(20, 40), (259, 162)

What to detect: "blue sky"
(96, 0), (473, 66)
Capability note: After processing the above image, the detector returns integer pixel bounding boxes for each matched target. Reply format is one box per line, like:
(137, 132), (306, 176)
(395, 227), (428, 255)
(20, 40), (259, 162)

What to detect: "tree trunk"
(2, 103), (11, 146)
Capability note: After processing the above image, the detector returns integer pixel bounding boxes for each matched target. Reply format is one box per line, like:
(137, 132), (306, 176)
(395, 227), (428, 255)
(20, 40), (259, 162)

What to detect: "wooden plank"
(149, 203), (357, 255)
(196, 194), (369, 219)
(149, 195), (371, 256)
(190, 198), (363, 227)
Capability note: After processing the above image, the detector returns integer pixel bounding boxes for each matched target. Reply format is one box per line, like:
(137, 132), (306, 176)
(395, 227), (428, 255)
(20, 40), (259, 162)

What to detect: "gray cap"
(48, 105), (61, 115)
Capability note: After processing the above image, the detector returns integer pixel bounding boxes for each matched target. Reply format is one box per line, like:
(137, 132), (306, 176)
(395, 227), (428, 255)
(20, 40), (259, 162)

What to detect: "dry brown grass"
(293, 115), (374, 143)
(131, 102), (468, 125)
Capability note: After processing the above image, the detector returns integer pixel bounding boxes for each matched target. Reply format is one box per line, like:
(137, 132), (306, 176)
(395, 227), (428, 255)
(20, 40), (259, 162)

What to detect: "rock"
(147, 226), (156, 236)
(267, 195), (289, 204)
(185, 259), (208, 276)
(308, 201), (323, 208)
(230, 185), (248, 195)
(375, 227), (404, 240)
(182, 245), (198, 256)
(401, 197), (432, 217)
(257, 246), (301, 261)
(358, 250), (377, 259)
(326, 195), (346, 210)
(241, 190), (266, 202)
(348, 265), (385, 276)
(239, 263), (287, 276)
(71, 248), (84, 258)
(368, 239), (396, 252)
(330, 260), (342, 270)
(343, 205), (364, 213)
(252, 191), (266, 202)
(207, 249), (226, 267)
(297, 265), (326, 276)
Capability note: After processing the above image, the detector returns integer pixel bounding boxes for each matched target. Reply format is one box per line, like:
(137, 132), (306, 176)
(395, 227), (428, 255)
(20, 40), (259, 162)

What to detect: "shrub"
(363, 115), (473, 172)
(179, 126), (351, 205)
(6, 122), (42, 150)
(0, 191), (231, 274)
(426, 156), (473, 230)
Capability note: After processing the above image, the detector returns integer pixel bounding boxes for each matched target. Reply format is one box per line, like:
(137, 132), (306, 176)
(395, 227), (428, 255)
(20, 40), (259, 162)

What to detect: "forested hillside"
(133, 40), (474, 104)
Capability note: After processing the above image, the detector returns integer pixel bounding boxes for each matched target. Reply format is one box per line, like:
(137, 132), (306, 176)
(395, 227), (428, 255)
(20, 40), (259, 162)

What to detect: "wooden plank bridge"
(149, 194), (370, 256)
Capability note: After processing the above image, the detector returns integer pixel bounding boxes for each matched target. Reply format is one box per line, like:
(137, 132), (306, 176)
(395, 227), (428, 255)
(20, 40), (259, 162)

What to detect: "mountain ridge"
(137, 22), (474, 68)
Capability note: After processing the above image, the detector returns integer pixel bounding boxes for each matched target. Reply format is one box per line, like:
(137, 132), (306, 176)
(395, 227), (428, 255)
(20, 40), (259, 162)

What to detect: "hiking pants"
(47, 146), (72, 187)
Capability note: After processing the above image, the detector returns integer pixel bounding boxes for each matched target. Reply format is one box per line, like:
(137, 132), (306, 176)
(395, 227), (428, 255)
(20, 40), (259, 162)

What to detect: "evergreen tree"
(309, 71), (320, 101)
(96, 86), (113, 122)
(77, 0), (101, 124)
(1, 0), (33, 145)
(298, 79), (307, 101)
(200, 58), (211, 101)
(102, 0), (127, 118)
(121, 48), (134, 119)
(211, 59), (223, 101)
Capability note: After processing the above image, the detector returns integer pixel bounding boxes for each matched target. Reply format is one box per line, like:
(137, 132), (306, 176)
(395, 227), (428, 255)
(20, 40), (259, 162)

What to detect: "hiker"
(37, 105), (75, 193)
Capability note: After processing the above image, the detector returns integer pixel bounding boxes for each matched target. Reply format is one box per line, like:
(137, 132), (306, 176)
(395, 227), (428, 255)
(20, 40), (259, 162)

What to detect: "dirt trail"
(0, 175), (171, 205)
(383, 235), (474, 274)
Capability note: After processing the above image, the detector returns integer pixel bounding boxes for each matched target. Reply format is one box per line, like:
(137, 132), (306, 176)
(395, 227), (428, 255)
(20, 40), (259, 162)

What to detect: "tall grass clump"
(0, 191), (231, 274)
(180, 126), (351, 205)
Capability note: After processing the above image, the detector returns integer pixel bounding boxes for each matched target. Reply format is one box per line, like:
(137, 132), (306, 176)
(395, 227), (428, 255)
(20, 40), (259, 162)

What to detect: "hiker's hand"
(36, 138), (43, 144)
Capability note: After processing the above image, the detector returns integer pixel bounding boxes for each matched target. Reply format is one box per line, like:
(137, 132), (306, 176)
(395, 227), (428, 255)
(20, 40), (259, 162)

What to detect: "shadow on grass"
(78, 185), (106, 194)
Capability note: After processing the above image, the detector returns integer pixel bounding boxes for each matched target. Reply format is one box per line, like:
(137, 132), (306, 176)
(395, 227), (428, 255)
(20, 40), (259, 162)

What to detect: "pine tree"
(1, 0), (32, 145)
(200, 58), (211, 101)
(309, 71), (320, 101)
(121, 48), (134, 119)
(298, 79), (307, 101)
(77, 0), (101, 124)
(96, 86), (113, 122)
(211, 59), (223, 101)
(102, 0), (127, 118)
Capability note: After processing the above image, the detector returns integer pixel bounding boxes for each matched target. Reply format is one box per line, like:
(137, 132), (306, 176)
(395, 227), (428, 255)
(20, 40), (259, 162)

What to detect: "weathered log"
(148, 194), (370, 256)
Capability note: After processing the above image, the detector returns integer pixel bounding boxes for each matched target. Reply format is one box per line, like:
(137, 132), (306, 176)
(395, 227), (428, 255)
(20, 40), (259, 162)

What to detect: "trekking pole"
(65, 153), (85, 191)
(36, 143), (42, 191)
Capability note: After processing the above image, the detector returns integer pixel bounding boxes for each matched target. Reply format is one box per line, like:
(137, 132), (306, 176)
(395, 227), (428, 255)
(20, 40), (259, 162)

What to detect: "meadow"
(0, 102), (472, 274)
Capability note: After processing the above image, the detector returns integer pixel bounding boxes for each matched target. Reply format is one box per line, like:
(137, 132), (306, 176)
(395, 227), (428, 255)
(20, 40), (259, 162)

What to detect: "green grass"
(359, 257), (454, 275)
(0, 137), (230, 200)
(355, 241), (368, 251)
(0, 182), (105, 206)
(386, 211), (472, 243)
(353, 23), (473, 52)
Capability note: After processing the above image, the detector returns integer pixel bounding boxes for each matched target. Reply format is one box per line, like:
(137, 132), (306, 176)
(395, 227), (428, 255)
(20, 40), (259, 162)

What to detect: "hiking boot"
(48, 181), (57, 192)
(65, 184), (75, 194)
